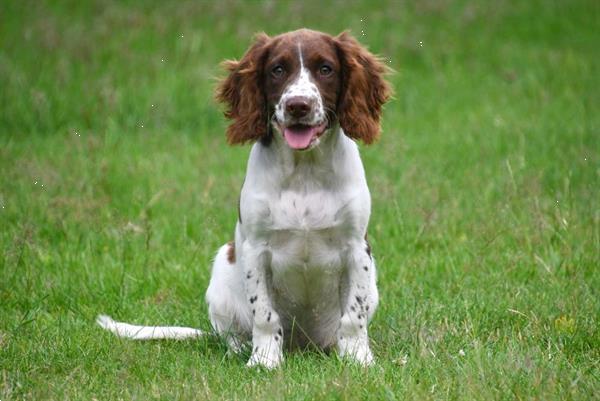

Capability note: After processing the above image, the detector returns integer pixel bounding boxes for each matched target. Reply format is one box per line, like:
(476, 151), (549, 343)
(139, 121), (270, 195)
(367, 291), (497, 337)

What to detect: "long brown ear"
(335, 31), (392, 144)
(215, 33), (271, 145)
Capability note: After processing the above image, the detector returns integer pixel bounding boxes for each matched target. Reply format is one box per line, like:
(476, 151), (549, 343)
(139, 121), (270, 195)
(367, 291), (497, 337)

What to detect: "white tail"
(96, 315), (204, 340)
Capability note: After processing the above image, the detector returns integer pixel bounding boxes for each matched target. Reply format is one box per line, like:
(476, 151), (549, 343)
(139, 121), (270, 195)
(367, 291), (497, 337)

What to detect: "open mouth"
(281, 122), (328, 150)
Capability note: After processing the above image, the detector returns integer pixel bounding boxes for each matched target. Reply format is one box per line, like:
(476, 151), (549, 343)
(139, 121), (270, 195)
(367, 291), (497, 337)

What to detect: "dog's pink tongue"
(283, 126), (319, 149)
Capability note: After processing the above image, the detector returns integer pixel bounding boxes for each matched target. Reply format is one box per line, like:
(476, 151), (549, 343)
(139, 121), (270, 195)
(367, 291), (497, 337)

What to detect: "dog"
(98, 28), (391, 369)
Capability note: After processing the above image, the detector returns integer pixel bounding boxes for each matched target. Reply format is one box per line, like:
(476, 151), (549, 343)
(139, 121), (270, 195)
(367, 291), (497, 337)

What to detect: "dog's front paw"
(247, 323), (284, 369)
(338, 336), (374, 366)
(246, 345), (283, 369)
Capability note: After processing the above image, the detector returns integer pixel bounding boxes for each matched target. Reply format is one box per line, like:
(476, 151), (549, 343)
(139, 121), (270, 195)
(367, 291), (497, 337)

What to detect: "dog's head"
(216, 29), (391, 150)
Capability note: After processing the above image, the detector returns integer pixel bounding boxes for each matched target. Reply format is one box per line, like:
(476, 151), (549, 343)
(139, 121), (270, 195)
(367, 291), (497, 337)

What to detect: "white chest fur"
(267, 188), (349, 268)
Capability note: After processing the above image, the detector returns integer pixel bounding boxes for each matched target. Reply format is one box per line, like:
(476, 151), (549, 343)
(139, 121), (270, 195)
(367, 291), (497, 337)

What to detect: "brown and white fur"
(98, 29), (391, 369)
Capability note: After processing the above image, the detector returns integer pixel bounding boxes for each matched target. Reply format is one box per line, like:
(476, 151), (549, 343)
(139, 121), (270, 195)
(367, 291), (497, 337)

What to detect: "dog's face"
(265, 31), (340, 150)
(216, 29), (391, 150)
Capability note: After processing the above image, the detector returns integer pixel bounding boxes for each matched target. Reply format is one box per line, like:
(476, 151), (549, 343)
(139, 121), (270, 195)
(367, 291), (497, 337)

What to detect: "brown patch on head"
(334, 31), (392, 144)
(215, 33), (272, 145)
(226, 241), (236, 264)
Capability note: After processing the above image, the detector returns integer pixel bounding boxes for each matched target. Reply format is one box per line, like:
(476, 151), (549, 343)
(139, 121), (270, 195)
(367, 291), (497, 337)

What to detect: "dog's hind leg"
(206, 242), (252, 354)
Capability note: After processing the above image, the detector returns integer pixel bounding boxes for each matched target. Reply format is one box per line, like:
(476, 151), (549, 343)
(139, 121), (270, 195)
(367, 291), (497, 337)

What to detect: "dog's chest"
(264, 189), (347, 342)
(265, 188), (350, 271)
(252, 187), (349, 325)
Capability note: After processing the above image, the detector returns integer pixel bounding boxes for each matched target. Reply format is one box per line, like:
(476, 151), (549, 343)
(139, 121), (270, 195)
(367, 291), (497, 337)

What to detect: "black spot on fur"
(274, 335), (279, 341)
(250, 295), (258, 304)
(355, 296), (363, 305)
(350, 306), (356, 312)
(246, 272), (252, 279)
(252, 309), (255, 316)
(363, 265), (369, 271)
(359, 324), (363, 329)
(267, 312), (271, 322)
(277, 328), (283, 336)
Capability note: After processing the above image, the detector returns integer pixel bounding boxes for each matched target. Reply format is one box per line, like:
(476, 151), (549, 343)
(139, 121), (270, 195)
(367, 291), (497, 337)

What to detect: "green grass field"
(1, 1), (598, 399)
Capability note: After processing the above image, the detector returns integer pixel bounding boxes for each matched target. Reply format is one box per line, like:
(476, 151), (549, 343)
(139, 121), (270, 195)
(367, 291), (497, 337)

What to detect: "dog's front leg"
(337, 242), (378, 366)
(241, 242), (283, 369)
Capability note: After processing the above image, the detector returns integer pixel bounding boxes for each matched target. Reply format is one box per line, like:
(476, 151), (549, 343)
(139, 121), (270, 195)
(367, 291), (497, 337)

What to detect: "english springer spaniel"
(98, 29), (391, 369)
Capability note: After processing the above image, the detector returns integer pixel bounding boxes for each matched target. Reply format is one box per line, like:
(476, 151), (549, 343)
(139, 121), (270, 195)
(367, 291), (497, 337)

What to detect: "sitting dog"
(98, 29), (391, 368)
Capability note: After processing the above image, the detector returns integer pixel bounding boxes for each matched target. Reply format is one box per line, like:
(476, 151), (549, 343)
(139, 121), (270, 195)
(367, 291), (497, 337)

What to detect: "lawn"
(1, 0), (598, 400)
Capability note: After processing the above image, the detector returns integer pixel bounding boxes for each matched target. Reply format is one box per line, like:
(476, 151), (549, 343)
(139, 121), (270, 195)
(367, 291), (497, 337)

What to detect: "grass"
(1, 0), (598, 399)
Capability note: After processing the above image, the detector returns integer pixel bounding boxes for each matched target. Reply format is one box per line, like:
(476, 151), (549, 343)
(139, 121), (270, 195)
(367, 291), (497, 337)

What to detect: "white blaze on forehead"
(274, 41), (325, 126)
(297, 42), (304, 68)
(291, 42), (312, 97)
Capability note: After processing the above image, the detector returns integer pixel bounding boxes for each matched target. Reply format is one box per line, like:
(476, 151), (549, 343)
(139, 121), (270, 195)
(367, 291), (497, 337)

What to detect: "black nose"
(285, 97), (311, 118)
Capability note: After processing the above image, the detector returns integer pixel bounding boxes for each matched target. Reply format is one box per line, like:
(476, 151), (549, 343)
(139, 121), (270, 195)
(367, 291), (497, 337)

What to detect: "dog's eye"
(271, 65), (285, 77)
(319, 64), (333, 76)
